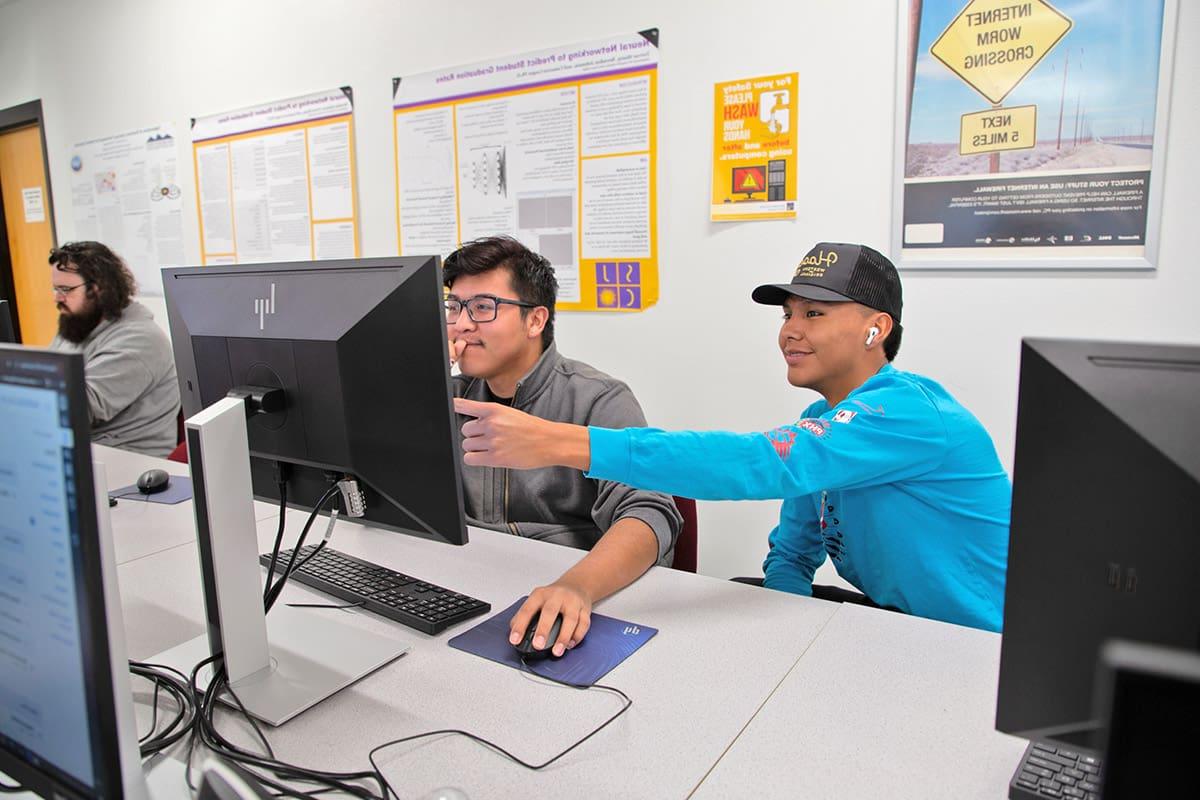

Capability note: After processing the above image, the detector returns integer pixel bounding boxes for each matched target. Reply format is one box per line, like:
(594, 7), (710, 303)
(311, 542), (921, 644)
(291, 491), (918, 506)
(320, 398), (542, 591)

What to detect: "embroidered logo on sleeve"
(765, 418), (829, 459)
(795, 418), (829, 437)
(832, 409), (857, 424)
(765, 427), (798, 459)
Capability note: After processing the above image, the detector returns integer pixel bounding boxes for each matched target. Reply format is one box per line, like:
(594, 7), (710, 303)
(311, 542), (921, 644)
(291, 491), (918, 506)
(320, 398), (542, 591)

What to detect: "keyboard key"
(1027, 756), (1062, 772)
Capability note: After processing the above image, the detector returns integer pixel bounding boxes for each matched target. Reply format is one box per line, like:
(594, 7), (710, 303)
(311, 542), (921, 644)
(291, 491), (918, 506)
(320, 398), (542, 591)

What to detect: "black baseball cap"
(751, 242), (903, 325)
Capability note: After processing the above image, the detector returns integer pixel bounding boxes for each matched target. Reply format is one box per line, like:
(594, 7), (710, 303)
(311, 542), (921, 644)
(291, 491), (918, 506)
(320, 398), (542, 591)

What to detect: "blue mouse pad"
(447, 597), (657, 686)
(108, 476), (193, 505)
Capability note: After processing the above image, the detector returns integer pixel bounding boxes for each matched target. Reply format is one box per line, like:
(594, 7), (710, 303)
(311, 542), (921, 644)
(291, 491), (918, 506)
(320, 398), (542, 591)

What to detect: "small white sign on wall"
(22, 186), (45, 223)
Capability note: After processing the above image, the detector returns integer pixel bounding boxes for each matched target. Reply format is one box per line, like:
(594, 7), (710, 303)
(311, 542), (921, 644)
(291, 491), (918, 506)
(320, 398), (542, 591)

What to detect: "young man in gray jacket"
(445, 236), (681, 656)
(49, 241), (180, 457)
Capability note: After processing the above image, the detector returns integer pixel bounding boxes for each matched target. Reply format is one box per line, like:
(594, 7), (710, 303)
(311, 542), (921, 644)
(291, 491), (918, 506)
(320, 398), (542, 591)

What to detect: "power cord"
(263, 482), (341, 613)
(186, 653), (384, 800)
(129, 660), (197, 757)
(262, 469), (290, 601)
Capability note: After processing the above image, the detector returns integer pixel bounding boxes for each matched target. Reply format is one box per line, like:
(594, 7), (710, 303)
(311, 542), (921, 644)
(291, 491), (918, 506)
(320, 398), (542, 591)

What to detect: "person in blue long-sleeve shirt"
(455, 242), (1012, 640)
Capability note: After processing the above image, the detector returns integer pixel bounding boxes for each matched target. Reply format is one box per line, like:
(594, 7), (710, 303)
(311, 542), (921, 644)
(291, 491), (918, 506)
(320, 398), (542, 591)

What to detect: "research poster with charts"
(711, 73), (799, 222)
(68, 124), (185, 296)
(192, 87), (360, 265)
(895, 0), (1175, 269)
(394, 29), (660, 311)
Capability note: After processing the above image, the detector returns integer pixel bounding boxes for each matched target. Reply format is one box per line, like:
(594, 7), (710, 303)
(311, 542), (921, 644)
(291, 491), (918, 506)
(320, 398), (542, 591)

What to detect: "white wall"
(3, 0), (1197, 580)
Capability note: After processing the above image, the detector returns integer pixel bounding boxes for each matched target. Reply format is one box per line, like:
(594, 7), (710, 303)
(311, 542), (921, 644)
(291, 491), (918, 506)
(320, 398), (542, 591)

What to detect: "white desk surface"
(101, 446), (1027, 799)
(94, 444), (286, 565)
(116, 507), (840, 800)
(691, 602), (1028, 799)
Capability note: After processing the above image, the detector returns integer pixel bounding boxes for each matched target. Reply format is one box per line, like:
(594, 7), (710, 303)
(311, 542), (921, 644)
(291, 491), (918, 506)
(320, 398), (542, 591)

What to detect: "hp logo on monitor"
(254, 284), (277, 331)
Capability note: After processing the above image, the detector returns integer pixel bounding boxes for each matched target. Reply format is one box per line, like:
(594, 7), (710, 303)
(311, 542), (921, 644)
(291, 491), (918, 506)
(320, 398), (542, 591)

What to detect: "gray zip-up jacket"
(50, 300), (180, 457)
(453, 343), (682, 564)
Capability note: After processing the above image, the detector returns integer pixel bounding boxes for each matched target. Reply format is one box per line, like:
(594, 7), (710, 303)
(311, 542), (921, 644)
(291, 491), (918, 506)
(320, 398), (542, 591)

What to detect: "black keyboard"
(1009, 741), (1103, 800)
(261, 545), (491, 635)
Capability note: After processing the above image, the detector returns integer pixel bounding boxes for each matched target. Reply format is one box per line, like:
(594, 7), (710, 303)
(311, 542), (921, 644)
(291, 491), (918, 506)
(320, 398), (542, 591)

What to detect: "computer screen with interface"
(0, 346), (125, 800)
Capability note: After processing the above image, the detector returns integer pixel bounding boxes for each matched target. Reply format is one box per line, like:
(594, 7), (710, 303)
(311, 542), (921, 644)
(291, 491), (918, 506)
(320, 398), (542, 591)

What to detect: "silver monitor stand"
(152, 396), (410, 726)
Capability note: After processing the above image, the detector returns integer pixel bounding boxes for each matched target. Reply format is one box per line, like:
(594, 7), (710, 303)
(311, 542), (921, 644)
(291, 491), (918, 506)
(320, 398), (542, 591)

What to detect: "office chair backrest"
(670, 496), (698, 573)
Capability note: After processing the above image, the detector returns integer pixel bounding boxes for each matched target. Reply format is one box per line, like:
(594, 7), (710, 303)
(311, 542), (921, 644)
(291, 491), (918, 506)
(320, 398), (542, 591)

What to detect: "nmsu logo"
(795, 249), (838, 278)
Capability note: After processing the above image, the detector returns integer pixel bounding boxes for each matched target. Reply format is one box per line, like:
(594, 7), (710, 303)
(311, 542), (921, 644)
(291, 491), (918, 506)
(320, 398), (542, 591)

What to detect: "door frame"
(0, 99), (57, 342)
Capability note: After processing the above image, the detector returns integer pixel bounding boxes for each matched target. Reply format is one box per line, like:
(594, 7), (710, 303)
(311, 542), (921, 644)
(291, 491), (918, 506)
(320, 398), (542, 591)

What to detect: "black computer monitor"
(995, 338), (1200, 747)
(162, 256), (467, 545)
(0, 299), (16, 343)
(0, 346), (135, 799)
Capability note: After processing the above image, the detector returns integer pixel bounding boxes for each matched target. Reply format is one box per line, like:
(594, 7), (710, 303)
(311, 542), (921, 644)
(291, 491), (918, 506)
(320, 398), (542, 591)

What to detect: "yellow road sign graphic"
(960, 104), (1037, 155)
(931, 0), (1072, 105)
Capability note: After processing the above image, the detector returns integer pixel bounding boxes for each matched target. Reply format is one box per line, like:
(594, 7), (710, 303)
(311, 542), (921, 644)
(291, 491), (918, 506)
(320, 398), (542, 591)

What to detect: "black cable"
(187, 652), (385, 800)
(263, 475), (289, 603)
(139, 679), (162, 743)
(367, 663), (632, 797)
(285, 600), (366, 610)
(263, 483), (341, 613)
(0, 783), (25, 793)
(130, 660), (197, 757)
(221, 682), (275, 761)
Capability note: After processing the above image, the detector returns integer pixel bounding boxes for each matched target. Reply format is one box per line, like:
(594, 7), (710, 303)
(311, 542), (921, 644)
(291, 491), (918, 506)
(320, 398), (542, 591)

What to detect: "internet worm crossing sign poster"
(895, 0), (1174, 269)
(393, 30), (661, 312)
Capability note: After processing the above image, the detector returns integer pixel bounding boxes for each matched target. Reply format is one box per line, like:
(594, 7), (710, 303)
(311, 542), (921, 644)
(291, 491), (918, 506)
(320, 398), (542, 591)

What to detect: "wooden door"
(0, 124), (56, 345)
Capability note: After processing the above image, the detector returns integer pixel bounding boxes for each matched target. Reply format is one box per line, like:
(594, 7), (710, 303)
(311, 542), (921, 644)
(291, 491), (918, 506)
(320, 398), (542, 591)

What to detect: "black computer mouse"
(514, 611), (564, 661)
(136, 468), (171, 494)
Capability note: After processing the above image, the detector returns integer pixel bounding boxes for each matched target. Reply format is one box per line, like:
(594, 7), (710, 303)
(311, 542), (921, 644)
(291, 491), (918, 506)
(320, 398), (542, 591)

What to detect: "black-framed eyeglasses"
(445, 294), (537, 323)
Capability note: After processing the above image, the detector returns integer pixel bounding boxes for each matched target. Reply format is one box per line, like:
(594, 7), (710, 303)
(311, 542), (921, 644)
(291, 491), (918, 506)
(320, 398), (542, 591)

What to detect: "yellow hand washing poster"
(711, 73), (798, 222)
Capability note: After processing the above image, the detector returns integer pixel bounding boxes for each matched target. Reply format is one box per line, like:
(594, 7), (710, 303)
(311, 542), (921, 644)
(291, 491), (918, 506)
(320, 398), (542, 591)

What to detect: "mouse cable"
(366, 664), (633, 799)
(108, 489), (153, 500)
(129, 659), (197, 757)
(263, 482), (341, 614)
(0, 783), (24, 793)
(184, 652), (386, 800)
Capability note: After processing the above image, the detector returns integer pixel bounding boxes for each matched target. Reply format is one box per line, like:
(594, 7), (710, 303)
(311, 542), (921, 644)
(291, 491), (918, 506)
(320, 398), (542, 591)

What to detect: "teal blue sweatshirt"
(586, 364), (1011, 631)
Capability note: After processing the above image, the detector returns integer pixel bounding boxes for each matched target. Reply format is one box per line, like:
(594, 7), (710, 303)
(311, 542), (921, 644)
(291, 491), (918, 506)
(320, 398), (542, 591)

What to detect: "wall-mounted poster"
(394, 30), (660, 311)
(68, 124), (184, 295)
(192, 88), (360, 265)
(892, 0), (1177, 269)
(711, 72), (799, 222)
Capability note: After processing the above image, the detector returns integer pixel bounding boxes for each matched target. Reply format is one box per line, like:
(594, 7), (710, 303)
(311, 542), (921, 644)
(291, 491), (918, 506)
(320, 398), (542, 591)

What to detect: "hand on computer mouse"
(509, 584), (592, 658)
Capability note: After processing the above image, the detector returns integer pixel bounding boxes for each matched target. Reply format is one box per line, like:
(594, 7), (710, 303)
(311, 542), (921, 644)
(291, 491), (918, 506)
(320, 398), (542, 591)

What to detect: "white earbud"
(865, 326), (880, 346)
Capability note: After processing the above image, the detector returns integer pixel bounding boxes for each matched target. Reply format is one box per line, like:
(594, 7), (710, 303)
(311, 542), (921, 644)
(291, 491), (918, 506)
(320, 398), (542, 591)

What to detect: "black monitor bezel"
(162, 255), (469, 546)
(996, 337), (1200, 746)
(0, 346), (125, 800)
(0, 300), (15, 344)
